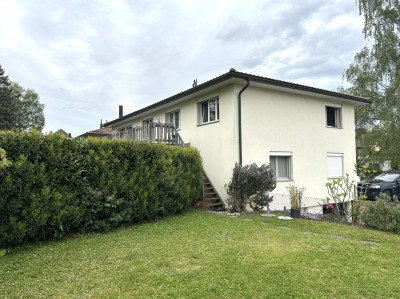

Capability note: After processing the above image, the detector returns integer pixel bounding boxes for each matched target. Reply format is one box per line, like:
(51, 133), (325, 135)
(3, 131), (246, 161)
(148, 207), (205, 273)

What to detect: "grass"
(1, 210), (400, 298)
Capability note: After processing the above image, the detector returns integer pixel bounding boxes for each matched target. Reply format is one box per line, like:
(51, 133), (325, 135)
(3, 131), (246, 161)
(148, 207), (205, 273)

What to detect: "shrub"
(0, 131), (203, 247)
(351, 199), (366, 225)
(225, 163), (276, 213)
(360, 193), (400, 232)
(249, 192), (274, 212)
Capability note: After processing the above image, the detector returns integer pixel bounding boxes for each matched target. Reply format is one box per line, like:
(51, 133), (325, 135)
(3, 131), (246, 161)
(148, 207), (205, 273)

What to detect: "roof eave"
(103, 70), (370, 127)
(103, 71), (235, 127)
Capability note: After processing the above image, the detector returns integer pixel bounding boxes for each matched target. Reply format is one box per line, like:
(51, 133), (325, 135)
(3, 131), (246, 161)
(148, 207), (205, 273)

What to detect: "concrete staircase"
(203, 173), (225, 211)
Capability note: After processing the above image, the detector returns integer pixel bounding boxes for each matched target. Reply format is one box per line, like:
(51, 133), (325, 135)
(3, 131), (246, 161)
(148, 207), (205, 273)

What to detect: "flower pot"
(323, 204), (334, 214)
(290, 208), (301, 218)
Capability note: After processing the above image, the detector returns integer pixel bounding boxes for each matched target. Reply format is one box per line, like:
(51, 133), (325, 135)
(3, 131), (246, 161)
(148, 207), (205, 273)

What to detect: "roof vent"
(229, 68), (236, 72)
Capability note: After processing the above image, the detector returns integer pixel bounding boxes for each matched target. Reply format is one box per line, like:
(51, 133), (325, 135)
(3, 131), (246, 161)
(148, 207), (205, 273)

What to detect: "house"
(102, 68), (370, 212)
(78, 127), (112, 139)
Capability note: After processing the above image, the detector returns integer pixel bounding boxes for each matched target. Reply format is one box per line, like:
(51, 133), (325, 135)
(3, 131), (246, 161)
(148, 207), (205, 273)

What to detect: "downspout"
(238, 78), (249, 166)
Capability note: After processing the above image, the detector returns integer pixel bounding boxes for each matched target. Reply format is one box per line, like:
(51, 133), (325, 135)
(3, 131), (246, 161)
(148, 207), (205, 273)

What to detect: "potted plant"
(323, 204), (334, 214)
(287, 185), (305, 218)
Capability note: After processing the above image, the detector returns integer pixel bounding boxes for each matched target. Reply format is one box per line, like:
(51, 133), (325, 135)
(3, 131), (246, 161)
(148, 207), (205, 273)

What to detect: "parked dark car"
(357, 171), (400, 200)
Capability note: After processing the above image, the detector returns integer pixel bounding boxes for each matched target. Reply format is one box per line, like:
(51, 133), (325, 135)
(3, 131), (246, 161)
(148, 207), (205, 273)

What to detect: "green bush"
(360, 193), (400, 232)
(225, 163), (276, 212)
(0, 131), (203, 247)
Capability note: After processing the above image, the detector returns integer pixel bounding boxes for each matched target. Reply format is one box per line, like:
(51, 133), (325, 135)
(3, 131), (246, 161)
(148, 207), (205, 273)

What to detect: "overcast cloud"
(0, 0), (366, 136)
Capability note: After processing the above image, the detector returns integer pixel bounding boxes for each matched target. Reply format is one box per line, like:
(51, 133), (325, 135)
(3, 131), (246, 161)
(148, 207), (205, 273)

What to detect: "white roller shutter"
(327, 153), (343, 178)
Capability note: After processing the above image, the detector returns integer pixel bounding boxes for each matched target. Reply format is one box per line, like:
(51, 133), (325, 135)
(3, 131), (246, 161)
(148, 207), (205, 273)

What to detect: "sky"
(0, 0), (366, 137)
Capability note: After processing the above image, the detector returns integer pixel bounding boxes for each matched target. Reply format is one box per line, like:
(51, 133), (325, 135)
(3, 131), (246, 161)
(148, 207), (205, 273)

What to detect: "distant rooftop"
(78, 127), (112, 138)
(55, 129), (71, 137)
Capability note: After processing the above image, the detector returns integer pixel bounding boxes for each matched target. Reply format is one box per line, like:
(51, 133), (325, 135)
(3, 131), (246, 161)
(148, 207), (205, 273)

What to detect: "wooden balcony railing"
(112, 123), (188, 146)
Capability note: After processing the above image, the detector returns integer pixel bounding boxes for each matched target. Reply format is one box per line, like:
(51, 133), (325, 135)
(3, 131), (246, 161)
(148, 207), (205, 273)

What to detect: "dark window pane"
(326, 107), (337, 127)
(175, 111), (179, 129)
(217, 99), (219, 120)
(202, 102), (208, 123)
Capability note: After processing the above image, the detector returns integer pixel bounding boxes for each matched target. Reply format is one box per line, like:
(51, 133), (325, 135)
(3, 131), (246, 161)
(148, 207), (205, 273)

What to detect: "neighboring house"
(78, 127), (112, 139)
(103, 68), (370, 212)
(55, 129), (71, 138)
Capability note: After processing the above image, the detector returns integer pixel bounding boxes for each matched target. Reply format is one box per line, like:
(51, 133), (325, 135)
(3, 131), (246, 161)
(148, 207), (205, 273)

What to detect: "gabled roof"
(103, 69), (371, 127)
(55, 129), (71, 137)
(78, 127), (112, 138)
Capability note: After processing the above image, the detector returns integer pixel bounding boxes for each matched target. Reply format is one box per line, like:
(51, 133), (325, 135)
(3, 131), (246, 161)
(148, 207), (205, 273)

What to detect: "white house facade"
(103, 69), (369, 212)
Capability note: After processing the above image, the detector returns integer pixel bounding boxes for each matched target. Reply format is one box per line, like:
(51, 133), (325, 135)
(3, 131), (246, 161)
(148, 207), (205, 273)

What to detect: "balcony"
(112, 122), (188, 147)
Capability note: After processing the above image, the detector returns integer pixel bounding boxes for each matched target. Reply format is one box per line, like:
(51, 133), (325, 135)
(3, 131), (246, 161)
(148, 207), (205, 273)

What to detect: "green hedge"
(360, 196), (400, 233)
(0, 131), (203, 247)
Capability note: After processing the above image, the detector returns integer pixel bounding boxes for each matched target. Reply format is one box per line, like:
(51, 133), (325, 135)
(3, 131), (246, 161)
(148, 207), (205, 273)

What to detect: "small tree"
(356, 163), (379, 182)
(225, 163), (276, 213)
(0, 65), (18, 130)
(0, 65), (45, 132)
(325, 173), (355, 222)
(11, 82), (45, 132)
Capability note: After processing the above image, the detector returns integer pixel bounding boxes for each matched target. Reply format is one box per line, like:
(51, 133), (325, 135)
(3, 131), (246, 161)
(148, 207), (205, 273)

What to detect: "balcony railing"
(112, 122), (188, 146)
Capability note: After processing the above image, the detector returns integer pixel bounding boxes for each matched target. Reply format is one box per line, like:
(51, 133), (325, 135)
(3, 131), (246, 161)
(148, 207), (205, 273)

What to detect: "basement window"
(269, 152), (292, 181)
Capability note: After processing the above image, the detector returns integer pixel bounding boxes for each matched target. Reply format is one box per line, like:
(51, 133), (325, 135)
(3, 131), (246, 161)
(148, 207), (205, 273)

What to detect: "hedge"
(0, 131), (203, 247)
(360, 196), (400, 233)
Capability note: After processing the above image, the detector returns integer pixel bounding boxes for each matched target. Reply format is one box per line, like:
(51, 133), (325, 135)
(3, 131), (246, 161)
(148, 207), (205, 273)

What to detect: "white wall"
(178, 85), (238, 200)
(241, 85), (357, 207)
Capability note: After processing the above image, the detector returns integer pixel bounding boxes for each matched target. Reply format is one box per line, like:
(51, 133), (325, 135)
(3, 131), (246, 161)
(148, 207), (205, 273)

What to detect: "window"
(327, 153), (343, 178)
(326, 106), (341, 128)
(126, 127), (132, 139)
(166, 110), (180, 129)
(270, 152), (292, 180)
(142, 118), (153, 140)
(199, 97), (219, 124)
(117, 127), (132, 139)
(118, 129), (125, 139)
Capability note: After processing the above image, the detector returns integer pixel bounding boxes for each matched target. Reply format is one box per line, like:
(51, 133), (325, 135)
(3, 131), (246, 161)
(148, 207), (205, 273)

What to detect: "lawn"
(1, 210), (400, 298)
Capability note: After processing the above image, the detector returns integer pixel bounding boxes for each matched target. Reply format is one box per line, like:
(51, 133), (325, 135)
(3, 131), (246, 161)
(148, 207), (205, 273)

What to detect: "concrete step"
(203, 172), (225, 211)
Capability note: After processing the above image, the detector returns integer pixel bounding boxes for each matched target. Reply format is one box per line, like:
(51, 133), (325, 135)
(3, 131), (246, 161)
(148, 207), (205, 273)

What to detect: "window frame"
(166, 109), (180, 130)
(142, 118), (153, 140)
(118, 128), (125, 139)
(327, 153), (344, 179)
(269, 151), (293, 181)
(325, 105), (342, 128)
(198, 97), (220, 125)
